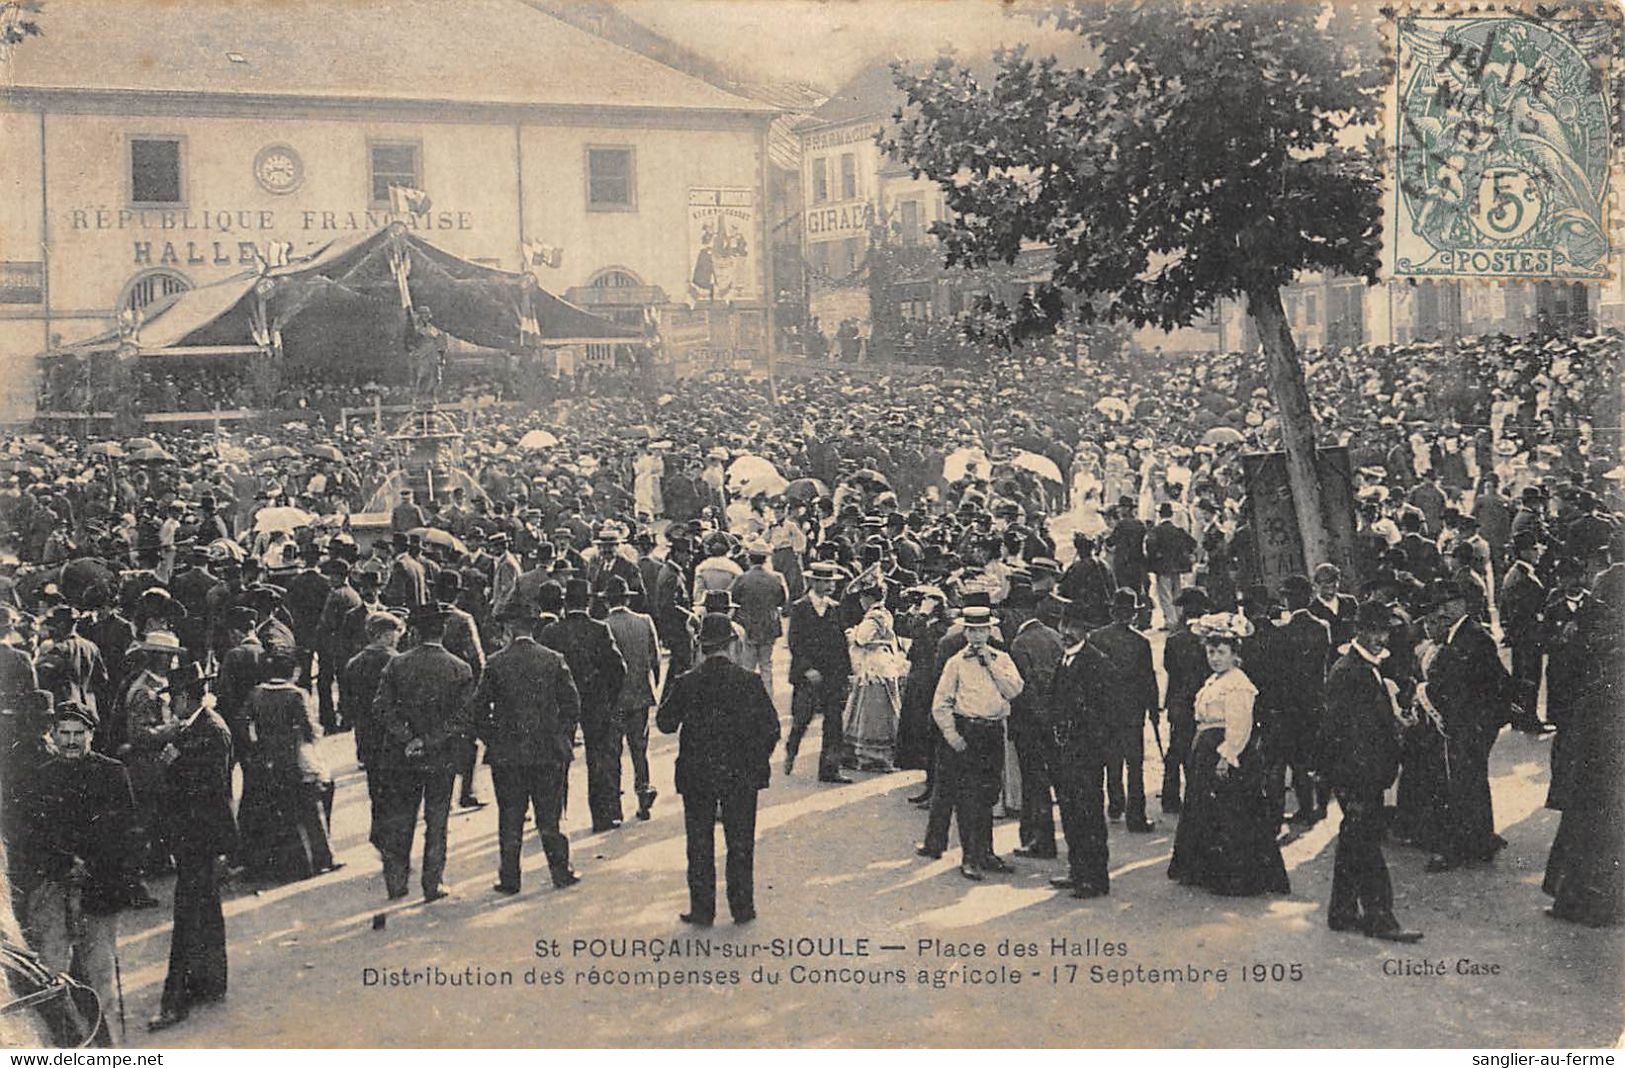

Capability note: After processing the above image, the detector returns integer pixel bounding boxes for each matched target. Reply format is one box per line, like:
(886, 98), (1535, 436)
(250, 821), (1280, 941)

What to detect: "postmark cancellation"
(1388, 5), (1621, 283)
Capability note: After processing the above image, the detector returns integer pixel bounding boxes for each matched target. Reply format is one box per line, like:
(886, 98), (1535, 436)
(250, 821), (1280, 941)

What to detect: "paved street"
(109, 641), (1622, 1049)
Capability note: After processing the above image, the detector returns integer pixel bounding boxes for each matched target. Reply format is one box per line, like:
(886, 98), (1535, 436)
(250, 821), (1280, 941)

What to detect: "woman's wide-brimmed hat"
(1189, 612), (1255, 642)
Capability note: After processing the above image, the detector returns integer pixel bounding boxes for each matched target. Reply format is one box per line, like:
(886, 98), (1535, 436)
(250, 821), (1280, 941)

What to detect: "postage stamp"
(1389, 7), (1619, 281)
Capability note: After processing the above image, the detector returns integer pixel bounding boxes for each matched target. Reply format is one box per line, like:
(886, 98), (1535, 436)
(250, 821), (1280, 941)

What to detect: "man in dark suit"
(369, 603), (474, 901)
(1276, 575), (1332, 826)
(383, 532), (429, 609)
(539, 579), (627, 832)
(1420, 580), (1513, 872)
(471, 601), (581, 894)
(730, 544), (789, 697)
(214, 607), (265, 764)
(603, 576), (661, 821)
(649, 536), (697, 678)
(1058, 533), (1113, 627)
(1160, 587), (1211, 813)
(149, 698), (237, 1032)
(1087, 589), (1158, 831)
(1397, 509), (1442, 583)
(784, 562), (853, 783)
(1322, 600), (1423, 943)
(1008, 594), (1067, 859)
(1105, 499), (1148, 601)
(434, 570), (487, 811)
(1497, 529), (1554, 734)
(342, 610), (403, 830)
(1049, 602), (1112, 897)
(1144, 502), (1198, 630)
(657, 613), (781, 926)
(1307, 562), (1359, 658)
(314, 558), (362, 734)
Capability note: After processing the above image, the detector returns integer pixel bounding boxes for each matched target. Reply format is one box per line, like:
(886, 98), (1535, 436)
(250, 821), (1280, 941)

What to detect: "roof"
(49, 226), (640, 358)
(804, 62), (904, 128)
(2, 0), (774, 115)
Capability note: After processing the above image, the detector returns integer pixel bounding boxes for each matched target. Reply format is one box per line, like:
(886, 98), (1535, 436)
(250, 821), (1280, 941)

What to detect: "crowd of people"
(0, 326), (1620, 1043)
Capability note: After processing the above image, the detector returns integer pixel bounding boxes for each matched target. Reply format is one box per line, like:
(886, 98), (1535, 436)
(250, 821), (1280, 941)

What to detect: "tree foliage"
(880, 0), (1389, 337)
(1, 0), (43, 51)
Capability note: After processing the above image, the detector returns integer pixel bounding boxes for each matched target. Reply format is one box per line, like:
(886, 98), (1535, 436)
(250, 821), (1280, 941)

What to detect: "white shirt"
(1193, 667), (1257, 767)
(931, 645), (1024, 747)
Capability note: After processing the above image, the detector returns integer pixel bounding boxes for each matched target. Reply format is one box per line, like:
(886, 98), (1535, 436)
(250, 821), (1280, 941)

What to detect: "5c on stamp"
(1390, 8), (1619, 281)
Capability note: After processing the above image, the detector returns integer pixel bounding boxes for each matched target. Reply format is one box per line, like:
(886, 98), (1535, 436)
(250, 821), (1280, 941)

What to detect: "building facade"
(0, 0), (777, 419)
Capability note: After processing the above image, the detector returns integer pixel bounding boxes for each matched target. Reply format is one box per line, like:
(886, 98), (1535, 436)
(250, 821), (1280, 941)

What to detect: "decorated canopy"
(45, 224), (641, 361)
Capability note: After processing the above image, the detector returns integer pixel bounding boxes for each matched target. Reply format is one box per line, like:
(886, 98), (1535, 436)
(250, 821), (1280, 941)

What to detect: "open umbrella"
(517, 429), (559, 451)
(127, 446), (176, 464)
(783, 477), (829, 501)
(85, 442), (125, 458)
(727, 454), (780, 491)
(1201, 426), (1245, 446)
(207, 537), (246, 563)
(124, 437), (159, 451)
(251, 445), (300, 462)
(848, 468), (891, 490)
(19, 440), (58, 458)
(304, 444), (344, 462)
(407, 527), (469, 556)
(1094, 397), (1130, 420)
(1011, 451), (1063, 483)
(253, 506), (315, 533)
(943, 446), (992, 483)
(737, 472), (789, 499)
(59, 558), (115, 606)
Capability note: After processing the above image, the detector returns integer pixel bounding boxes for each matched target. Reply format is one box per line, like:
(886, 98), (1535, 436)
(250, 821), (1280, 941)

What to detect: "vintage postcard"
(0, 0), (1620, 1053)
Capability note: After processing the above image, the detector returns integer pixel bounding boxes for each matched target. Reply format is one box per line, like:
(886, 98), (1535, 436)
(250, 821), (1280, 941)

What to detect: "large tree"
(882, 0), (1386, 569)
(1, 0), (43, 53)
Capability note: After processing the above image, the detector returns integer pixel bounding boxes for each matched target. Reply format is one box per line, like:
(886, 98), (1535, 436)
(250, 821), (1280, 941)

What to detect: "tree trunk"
(1247, 286), (1333, 573)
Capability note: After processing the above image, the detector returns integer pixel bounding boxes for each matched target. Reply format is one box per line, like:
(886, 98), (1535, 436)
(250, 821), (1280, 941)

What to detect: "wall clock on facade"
(253, 144), (304, 194)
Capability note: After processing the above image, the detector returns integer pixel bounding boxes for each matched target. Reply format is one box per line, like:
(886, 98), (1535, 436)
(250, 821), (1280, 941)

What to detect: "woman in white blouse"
(1167, 613), (1291, 897)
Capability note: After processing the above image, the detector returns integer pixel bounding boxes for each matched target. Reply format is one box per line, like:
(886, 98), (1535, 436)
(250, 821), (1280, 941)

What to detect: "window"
(840, 237), (860, 275)
(839, 153), (857, 199)
(129, 137), (183, 205)
(586, 146), (635, 210)
(811, 158), (829, 204)
(120, 269), (191, 317)
(899, 199), (922, 245)
(1305, 293), (1317, 325)
(591, 269), (642, 289)
(368, 141), (421, 205)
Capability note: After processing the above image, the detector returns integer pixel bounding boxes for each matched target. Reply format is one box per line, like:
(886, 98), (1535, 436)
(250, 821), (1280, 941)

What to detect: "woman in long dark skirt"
(1168, 614), (1291, 897)
(1542, 574), (1624, 927)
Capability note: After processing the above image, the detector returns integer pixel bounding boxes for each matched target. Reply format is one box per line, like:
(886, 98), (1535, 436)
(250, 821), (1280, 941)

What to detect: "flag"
(389, 185), (433, 215)
(387, 243), (413, 309)
(522, 239), (563, 271)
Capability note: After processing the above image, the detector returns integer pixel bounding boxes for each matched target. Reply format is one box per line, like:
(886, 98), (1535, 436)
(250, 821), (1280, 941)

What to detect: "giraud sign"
(64, 206), (477, 264)
(805, 200), (872, 243)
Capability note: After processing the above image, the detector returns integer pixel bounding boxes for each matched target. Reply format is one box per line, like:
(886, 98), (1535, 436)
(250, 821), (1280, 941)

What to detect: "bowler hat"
(1353, 600), (1399, 631)
(1173, 587), (1211, 612)
(408, 602), (449, 627)
(1110, 587), (1140, 613)
(1416, 579), (1464, 615)
(603, 575), (631, 602)
(697, 612), (737, 651)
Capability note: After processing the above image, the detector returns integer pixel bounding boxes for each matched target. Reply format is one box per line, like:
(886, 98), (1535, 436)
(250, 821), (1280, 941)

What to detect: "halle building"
(0, 0), (778, 421)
